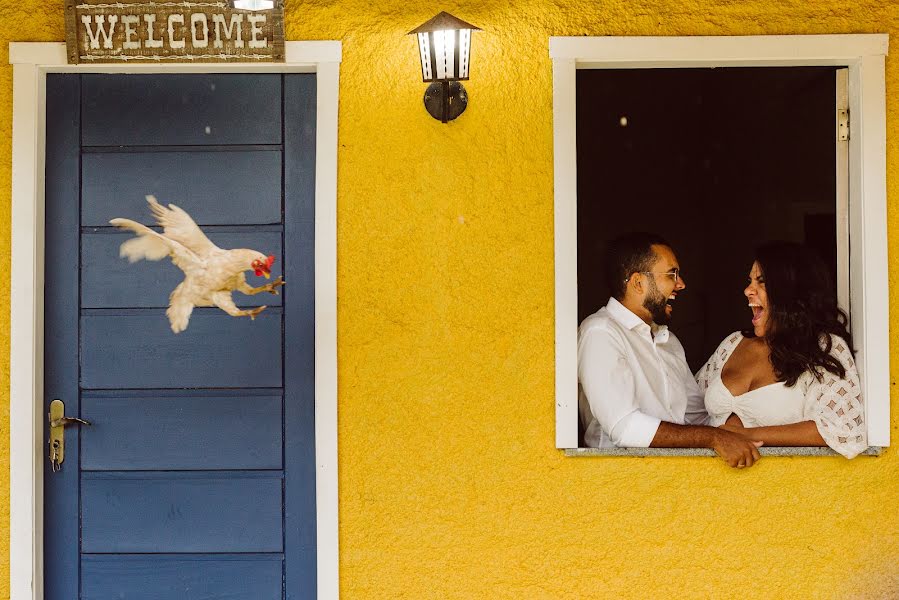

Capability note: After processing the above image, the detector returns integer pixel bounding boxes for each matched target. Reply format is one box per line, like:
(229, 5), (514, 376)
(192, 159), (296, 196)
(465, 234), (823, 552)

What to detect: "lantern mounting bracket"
(424, 81), (468, 123)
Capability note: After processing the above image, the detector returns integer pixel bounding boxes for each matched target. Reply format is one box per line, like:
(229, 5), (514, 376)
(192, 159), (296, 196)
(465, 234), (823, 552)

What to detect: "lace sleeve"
(804, 335), (867, 459)
(695, 331), (743, 393)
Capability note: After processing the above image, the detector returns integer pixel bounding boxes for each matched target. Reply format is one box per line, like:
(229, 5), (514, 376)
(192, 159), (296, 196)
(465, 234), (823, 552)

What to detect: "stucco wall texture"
(0, 1), (897, 598)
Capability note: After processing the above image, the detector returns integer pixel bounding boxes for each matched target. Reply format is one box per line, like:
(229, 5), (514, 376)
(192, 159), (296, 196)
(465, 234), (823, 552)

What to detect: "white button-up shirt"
(577, 297), (708, 448)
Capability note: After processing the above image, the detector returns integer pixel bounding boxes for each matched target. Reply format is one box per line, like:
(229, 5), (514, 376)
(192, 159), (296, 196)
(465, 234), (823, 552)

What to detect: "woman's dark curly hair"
(744, 241), (854, 386)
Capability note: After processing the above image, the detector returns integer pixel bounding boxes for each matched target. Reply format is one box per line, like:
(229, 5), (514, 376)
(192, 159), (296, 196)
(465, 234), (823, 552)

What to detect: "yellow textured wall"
(1, 1), (898, 598)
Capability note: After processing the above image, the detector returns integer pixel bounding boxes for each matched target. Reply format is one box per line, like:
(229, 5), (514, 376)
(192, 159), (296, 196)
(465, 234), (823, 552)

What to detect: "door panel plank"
(80, 312), (283, 389)
(82, 74), (282, 146)
(44, 73), (82, 600)
(81, 150), (283, 226)
(81, 474), (284, 552)
(81, 394), (283, 470)
(82, 555), (283, 600)
(81, 231), (283, 308)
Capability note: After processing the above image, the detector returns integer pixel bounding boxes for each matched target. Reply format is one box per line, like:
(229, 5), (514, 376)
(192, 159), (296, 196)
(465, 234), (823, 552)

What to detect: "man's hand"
(711, 428), (763, 469)
(650, 421), (763, 468)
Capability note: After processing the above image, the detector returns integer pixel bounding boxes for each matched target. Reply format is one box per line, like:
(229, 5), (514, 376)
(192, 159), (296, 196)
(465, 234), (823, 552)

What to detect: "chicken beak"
(264, 271), (271, 279)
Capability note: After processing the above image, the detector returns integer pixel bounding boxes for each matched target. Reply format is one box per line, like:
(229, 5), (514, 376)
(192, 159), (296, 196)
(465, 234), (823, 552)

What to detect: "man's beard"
(643, 277), (670, 325)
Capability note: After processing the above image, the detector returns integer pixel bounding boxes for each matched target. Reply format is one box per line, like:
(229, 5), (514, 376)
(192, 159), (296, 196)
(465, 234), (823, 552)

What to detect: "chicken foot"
(212, 292), (268, 320)
(238, 276), (285, 296)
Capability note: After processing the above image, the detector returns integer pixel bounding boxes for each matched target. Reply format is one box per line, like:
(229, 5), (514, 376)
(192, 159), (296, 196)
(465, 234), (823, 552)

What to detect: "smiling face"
(744, 261), (769, 336)
(640, 244), (685, 325)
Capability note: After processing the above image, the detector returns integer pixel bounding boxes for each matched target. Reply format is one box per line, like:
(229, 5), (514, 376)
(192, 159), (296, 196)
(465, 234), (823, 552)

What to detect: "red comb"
(266, 255), (275, 268)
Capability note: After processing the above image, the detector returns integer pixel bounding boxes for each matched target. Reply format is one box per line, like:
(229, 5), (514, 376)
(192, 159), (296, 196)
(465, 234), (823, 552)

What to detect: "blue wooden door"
(44, 73), (317, 599)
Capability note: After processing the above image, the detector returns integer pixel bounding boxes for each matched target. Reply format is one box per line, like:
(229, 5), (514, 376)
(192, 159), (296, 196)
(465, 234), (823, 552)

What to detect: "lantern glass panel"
(434, 30), (456, 80)
(459, 29), (471, 79)
(417, 33), (433, 80)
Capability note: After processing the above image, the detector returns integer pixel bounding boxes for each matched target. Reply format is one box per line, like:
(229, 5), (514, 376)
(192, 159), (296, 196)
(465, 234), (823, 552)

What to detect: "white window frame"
(552, 34), (889, 450)
(8, 42), (342, 599)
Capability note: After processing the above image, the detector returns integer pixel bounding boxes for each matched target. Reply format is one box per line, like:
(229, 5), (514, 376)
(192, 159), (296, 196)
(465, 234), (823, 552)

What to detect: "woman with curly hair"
(696, 242), (867, 460)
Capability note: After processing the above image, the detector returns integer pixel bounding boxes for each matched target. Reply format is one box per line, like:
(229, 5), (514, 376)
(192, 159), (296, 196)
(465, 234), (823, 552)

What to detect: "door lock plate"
(48, 399), (91, 472)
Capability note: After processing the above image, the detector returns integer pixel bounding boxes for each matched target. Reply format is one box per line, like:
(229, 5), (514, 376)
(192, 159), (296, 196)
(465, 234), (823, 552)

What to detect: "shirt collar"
(605, 297), (670, 342)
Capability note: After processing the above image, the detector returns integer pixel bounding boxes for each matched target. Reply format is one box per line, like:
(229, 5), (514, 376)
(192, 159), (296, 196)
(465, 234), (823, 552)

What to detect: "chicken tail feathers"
(109, 217), (170, 263)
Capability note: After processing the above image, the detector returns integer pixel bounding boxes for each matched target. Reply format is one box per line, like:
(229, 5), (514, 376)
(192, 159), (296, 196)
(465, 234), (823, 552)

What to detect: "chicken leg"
(211, 291), (267, 320)
(238, 276), (285, 296)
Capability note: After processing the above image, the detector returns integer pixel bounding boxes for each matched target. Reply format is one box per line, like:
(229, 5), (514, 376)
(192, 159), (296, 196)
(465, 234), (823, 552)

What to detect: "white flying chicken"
(110, 195), (284, 333)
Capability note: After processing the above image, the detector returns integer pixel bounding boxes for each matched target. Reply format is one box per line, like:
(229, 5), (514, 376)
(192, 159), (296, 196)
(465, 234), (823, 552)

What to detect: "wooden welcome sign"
(65, 1), (285, 64)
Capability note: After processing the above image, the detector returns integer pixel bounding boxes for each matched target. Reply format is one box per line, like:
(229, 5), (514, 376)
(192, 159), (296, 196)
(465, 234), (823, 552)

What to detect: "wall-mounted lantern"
(408, 12), (481, 123)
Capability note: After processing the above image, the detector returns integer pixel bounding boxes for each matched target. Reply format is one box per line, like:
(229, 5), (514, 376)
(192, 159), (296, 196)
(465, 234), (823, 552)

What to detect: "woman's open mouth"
(749, 303), (764, 324)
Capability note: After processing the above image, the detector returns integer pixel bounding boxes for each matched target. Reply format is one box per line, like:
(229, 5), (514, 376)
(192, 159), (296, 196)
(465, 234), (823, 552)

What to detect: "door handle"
(48, 399), (91, 472)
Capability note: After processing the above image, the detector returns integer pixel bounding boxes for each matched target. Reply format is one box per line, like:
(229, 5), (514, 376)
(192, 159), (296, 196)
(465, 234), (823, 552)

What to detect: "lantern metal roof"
(408, 11), (481, 35)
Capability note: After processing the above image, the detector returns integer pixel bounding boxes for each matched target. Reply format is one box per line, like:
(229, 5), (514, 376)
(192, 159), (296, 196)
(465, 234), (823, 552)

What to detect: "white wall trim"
(552, 34), (890, 449)
(552, 57), (578, 449)
(313, 58), (341, 600)
(8, 42), (342, 600)
(549, 35), (889, 65)
(9, 40), (342, 68)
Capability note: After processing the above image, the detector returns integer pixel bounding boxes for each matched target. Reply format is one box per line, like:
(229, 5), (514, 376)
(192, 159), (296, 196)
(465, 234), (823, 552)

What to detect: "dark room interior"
(576, 66), (839, 374)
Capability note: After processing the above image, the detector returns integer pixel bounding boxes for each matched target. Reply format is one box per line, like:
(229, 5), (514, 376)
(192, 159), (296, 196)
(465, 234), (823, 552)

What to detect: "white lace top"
(696, 332), (867, 459)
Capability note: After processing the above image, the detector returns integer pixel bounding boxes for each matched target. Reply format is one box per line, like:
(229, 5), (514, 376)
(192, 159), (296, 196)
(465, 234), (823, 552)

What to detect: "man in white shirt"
(578, 232), (763, 468)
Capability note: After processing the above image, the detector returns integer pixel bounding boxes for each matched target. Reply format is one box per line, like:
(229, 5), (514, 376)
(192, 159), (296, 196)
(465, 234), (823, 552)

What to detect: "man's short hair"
(604, 232), (671, 300)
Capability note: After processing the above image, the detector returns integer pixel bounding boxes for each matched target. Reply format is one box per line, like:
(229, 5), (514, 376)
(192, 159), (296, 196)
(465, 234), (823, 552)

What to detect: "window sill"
(564, 446), (883, 457)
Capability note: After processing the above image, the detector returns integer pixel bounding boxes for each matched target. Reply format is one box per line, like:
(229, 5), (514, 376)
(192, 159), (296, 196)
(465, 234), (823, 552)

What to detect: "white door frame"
(8, 41), (341, 600)
(551, 34), (890, 449)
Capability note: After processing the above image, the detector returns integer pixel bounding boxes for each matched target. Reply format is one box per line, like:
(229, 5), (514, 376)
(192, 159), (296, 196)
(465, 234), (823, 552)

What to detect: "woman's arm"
(721, 416), (825, 447)
(805, 336), (867, 458)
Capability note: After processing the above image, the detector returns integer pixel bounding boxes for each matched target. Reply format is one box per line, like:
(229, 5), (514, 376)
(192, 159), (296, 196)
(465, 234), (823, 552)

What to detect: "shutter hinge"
(838, 109), (849, 141)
